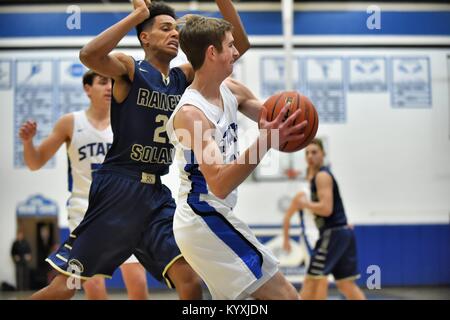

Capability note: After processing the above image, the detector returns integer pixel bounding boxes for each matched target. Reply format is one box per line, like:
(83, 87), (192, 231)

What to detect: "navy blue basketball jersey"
(310, 166), (347, 232)
(102, 59), (188, 175)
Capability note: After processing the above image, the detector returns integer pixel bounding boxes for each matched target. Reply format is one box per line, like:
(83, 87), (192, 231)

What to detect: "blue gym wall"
(59, 224), (450, 288)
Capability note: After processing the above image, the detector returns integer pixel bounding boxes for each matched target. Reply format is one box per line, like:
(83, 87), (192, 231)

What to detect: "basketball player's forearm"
(283, 216), (292, 240)
(212, 135), (269, 199)
(80, 10), (146, 63)
(283, 223), (290, 241)
(283, 206), (296, 238)
(216, 0), (250, 56)
(22, 141), (45, 170)
(239, 102), (262, 122)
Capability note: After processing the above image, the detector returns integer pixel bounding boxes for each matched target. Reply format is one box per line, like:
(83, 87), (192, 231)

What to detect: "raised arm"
(216, 0), (250, 57)
(79, 0), (150, 81)
(19, 115), (72, 171)
(178, 1), (250, 83)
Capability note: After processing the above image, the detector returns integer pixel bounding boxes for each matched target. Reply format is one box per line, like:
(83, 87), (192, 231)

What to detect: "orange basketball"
(262, 91), (319, 153)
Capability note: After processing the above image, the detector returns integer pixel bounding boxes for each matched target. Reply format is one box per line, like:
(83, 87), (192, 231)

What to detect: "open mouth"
(167, 40), (179, 50)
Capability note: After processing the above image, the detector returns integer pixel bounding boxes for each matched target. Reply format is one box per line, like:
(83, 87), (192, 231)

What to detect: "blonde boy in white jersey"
(19, 70), (149, 300)
(166, 16), (308, 300)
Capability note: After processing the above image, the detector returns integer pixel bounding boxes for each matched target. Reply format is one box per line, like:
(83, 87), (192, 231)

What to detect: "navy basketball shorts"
(46, 169), (182, 287)
(306, 226), (360, 281)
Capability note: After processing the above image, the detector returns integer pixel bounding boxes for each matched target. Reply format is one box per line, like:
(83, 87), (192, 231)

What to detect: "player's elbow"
(209, 183), (230, 200)
(322, 206), (333, 217)
(216, 192), (229, 200)
(207, 176), (232, 200)
(239, 39), (251, 57)
(27, 162), (43, 171)
(79, 47), (98, 67)
(203, 166), (232, 200)
(79, 48), (90, 64)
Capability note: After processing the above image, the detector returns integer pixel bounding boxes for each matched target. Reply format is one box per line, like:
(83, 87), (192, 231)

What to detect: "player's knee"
(176, 270), (202, 291)
(49, 278), (76, 299)
(123, 269), (147, 287)
(336, 280), (355, 294)
(174, 278), (203, 300)
(83, 277), (103, 290)
(170, 267), (203, 299)
(165, 258), (202, 298)
(61, 287), (77, 299)
(128, 274), (147, 289)
(54, 274), (77, 299)
(83, 277), (107, 299)
(168, 258), (200, 284)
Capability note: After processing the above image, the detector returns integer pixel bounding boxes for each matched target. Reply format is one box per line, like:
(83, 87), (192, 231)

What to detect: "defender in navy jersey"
(286, 139), (366, 300)
(31, 0), (250, 300)
(102, 59), (187, 174)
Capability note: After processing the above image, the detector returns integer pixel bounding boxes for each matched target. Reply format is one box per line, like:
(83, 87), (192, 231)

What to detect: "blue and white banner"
(390, 57), (432, 108)
(348, 57), (388, 92)
(14, 59), (56, 168)
(305, 57), (346, 123)
(57, 59), (88, 118)
(260, 56), (302, 98)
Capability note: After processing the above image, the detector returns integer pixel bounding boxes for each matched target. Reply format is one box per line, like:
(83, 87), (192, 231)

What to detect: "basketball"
(262, 91), (319, 152)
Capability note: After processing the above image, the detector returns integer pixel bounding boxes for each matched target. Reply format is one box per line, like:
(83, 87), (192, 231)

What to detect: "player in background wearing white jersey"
(166, 16), (308, 300)
(18, 70), (149, 300)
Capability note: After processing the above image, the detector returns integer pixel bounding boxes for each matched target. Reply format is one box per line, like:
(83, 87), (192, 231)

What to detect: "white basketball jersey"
(66, 111), (113, 230)
(167, 83), (280, 299)
(167, 82), (240, 210)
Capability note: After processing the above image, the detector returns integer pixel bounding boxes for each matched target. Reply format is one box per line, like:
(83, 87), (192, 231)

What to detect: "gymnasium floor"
(2, 286), (449, 300)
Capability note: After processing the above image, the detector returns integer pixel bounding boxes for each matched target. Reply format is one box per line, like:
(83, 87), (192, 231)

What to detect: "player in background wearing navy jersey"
(283, 139), (366, 300)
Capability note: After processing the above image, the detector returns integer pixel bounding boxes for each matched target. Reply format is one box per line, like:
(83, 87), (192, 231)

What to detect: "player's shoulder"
(52, 113), (74, 139)
(175, 104), (211, 129)
(178, 104), (205, 120)
(176, 63), (194, 83)
(223, 77), (254, 103)
(111, 52), (134, 64)
(224, 77), (242, 92)
(316, 170), (333, 184)
(57, 113), (75, 127)
(111, 52), (135, 80)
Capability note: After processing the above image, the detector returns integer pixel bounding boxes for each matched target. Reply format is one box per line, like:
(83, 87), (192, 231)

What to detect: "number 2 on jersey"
(153, 114), (169, 144)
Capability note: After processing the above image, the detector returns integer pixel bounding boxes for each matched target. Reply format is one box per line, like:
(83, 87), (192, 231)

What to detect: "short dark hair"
(135, 1), (176, 45)
(82, 70), (100, 86)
